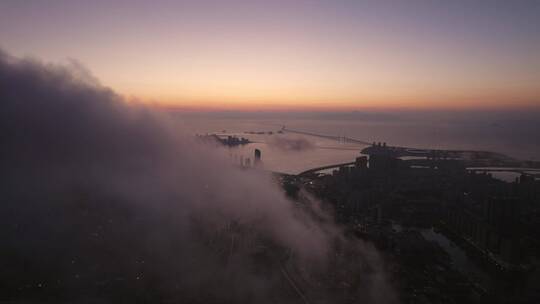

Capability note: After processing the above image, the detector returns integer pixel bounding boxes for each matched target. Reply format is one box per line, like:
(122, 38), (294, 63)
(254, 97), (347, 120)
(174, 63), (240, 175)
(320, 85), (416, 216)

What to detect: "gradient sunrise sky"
(1, 0), (539, 110)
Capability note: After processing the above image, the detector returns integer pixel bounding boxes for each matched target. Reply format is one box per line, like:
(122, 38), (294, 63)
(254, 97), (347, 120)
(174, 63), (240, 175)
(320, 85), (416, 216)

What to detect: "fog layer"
(0, 51), (396, 303)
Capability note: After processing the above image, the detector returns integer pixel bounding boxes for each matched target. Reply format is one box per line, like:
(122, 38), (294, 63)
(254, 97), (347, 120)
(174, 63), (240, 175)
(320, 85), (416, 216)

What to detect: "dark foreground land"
(3, 140), (540, 303)
(280, 144), (540, 303)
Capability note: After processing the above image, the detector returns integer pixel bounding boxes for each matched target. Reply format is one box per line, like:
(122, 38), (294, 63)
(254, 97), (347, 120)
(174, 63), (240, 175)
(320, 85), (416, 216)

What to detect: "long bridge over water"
(281, 126), (372, 145)
(280, 126), (540, 177)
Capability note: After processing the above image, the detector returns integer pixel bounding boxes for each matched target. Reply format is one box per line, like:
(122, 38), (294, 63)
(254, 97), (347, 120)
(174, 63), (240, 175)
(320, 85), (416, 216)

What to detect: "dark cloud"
(0, 51), (397, 303)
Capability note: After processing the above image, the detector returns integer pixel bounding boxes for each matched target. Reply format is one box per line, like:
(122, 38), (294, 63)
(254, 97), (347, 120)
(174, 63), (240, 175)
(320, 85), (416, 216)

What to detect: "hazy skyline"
(1, 0), (539, 110)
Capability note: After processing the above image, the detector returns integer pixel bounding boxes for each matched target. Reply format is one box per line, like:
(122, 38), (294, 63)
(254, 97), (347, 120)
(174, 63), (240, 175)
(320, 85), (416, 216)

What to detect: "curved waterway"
(420, 227), (493, 288)
(391, 222), (492, 289)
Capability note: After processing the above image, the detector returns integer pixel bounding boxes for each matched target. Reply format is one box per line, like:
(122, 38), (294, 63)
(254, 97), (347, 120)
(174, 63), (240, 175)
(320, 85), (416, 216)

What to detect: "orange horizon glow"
(120, 71), (540, 111)
(134, 90), (540, 111)
(144, 98), (540, 112)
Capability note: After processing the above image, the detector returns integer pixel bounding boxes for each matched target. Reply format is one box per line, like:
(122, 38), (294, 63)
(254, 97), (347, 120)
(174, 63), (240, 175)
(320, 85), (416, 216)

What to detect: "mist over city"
(1, 1), (539, 303)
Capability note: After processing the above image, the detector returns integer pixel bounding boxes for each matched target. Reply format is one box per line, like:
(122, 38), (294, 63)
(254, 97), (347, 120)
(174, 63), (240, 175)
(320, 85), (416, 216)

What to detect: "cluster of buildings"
(284, 143), (540, 303)
(229, 148), (262, 168)
(196, 134), (251, 147)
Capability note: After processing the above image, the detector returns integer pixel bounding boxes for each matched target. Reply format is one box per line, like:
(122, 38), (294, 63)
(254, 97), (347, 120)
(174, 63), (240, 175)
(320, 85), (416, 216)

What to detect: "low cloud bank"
(0, 51), (397, 303)
(268, 135), (316, 151)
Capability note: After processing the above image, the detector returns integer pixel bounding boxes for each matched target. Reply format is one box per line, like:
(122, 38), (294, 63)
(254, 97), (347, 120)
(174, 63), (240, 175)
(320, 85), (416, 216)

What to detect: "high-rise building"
(254, 149), (262, 166)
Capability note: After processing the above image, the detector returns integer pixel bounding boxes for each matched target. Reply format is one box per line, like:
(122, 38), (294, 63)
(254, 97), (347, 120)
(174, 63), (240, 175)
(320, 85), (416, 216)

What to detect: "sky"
(1, 0), (539, 110)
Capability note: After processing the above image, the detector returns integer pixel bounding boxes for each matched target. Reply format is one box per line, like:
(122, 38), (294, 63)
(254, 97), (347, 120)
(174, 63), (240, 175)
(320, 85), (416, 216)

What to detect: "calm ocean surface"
(172, 113), (540, 175)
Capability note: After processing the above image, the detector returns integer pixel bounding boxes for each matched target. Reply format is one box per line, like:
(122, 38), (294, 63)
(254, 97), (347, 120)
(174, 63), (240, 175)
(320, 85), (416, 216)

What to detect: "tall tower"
(254, 149), (262, 166)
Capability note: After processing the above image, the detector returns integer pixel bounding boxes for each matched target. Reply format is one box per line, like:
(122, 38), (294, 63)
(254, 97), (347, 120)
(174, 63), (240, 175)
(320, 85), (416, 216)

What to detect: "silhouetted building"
(446, 195), (523, 264)
(484, 197), (520, 229)
(355, 156), (368, 169)
(254, 149), (261, 166)
(369, 154), (402, 171)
